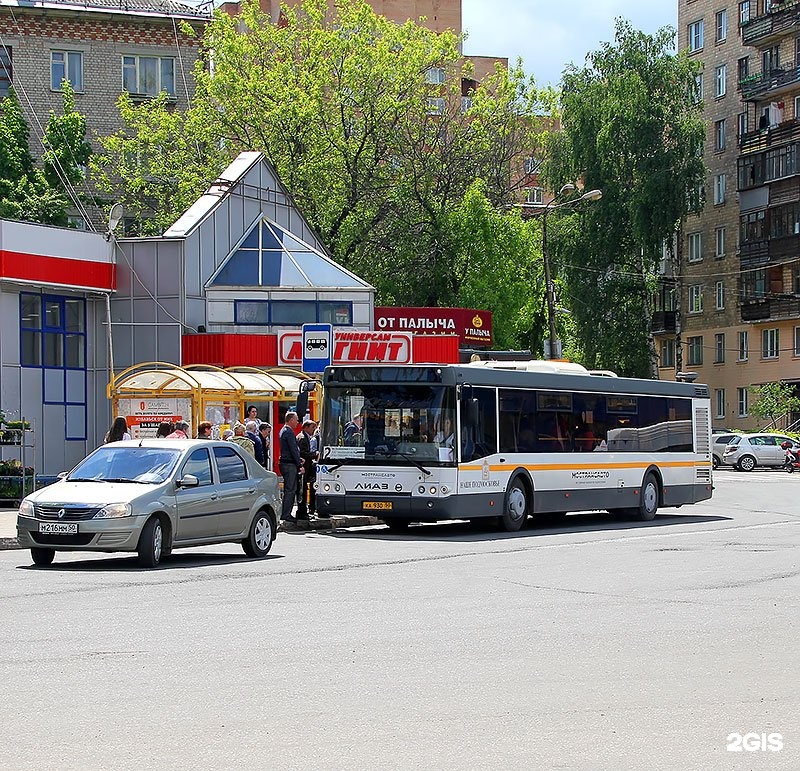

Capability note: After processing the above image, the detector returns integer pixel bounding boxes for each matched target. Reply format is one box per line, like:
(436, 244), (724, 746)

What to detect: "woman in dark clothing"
(104, 416), (131, 443)
(155, 421), (174, 438)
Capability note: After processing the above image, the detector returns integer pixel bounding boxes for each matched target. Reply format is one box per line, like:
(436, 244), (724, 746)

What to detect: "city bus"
(315, 360), (713, 531)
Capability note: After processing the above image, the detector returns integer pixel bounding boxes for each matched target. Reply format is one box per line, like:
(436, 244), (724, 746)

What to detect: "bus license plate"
(362, 501), (392, 511)
(39, 522), (78, 535)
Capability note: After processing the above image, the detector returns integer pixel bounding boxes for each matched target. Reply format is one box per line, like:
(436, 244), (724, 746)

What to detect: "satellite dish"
(107, 203), (124, 235)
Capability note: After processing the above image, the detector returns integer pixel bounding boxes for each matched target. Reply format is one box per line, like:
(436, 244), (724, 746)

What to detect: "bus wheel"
(636, 473), (659, 521)
(501, 478), (529, 532)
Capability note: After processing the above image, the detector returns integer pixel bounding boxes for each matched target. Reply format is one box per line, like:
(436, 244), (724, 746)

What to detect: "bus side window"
(463, 387), (498, 461)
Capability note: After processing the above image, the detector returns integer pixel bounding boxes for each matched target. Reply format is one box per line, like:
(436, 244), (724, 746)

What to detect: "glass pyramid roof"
(209, 218), (368, 289)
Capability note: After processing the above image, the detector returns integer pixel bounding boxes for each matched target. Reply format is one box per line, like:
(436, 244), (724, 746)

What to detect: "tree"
(749, 381), (800, 429)
(545, 20), (705, 377)
(93, 0), (550, 346)
(0, 83), (92, 226)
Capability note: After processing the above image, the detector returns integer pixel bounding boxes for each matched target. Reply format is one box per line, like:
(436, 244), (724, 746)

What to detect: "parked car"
(16, 439), (281, 568)
(712, 432), (742, 469)
(721, 434), (800, 471)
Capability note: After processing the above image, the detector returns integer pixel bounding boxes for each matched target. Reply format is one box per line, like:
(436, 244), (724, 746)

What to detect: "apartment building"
(0, 0), (209, 227)
(670, 0), (800, 429)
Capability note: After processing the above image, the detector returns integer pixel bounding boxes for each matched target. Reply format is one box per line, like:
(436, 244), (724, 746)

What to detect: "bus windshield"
(321, 384), (457, 465)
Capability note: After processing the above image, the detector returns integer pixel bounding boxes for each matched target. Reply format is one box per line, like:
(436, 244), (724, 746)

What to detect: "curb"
(0, 516), (384, 550)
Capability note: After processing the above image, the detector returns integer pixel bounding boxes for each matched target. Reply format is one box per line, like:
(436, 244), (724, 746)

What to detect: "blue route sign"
(302, 323), (333, 373)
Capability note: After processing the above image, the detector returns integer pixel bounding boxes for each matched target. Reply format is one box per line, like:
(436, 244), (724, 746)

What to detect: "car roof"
(104, 439), (235, 450)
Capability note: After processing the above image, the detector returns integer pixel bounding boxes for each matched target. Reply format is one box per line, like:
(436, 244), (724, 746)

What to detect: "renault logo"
(58, 508), (66, 519)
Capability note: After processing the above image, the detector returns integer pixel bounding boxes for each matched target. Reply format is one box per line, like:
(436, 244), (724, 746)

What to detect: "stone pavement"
(0, 507), (380, 550)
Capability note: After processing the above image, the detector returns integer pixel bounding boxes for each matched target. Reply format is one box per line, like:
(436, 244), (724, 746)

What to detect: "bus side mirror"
(295, 380), (318, 421)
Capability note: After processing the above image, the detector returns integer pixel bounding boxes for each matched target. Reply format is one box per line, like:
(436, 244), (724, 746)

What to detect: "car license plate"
(39, 522), (78, 535)
(362, 501), (392, 511)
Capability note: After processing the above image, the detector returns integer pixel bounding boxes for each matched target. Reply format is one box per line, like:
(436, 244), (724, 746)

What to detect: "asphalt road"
(1, 470), (798, 771)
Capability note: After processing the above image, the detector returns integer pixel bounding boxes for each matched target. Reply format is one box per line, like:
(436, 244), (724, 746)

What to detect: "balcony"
(740, 118), (800, 154)
(740, 295), (800, 321)
(741, 1), (800, 47)
(739, 239), (769, 269)
(739, 66), (800, 101)
(651, 311), (676, 334)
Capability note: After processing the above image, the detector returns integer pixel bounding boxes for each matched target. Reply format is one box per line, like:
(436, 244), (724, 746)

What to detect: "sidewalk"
(0, 507), (380, 550)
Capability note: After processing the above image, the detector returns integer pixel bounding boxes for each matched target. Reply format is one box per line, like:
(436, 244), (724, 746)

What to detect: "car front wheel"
(243, 510), (274, 558)
(31, 547), (55, 566)
(137, 516), (163, 568)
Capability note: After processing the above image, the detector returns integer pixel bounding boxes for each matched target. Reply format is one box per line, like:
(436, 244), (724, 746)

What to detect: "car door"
(174, 447), (219, 542)
(213, 445), (255, 537)
(759, 435), (779, 465)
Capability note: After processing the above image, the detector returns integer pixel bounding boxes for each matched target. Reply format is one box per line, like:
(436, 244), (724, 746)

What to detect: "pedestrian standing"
(166, 421), (189, 439)
(197, 421), (213, 439)
(245, 419), (264, 465)
(278, 411), (302, 524)
(297, 419), (318, 519)
(104, 416), (131, 443)
(155, 422), (174, 438)
(259, 422), (272, 469)
(231, 422), (255, 457)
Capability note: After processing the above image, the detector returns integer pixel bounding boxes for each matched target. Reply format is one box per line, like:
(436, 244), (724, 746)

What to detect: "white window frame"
(714, 333), (726, 363)
(689, 284), (704, 314)
(688, 336), (704, 366)
(525, 187), (544, 205)
(122, 55), (176, 97)
(660, 338), (675, 368)
(738, 111), (748, 138)
(523, 157), (540, 175)
(715, 280), (725, 309)
(740, 1), (751, 27)
(715, 388), (725, 418)
(688, 231), (703, 262)
(693, 73), (704, 102)
(688, 20), (704, 52)
(715, 119), (726, 151)
(762, 327), (779, 359)
(713, 173), (726, 205)
(716, 9), (728, 42)
(51, 50), (83, 92)
(425, 67), (446, 85)
(737, 386), (748, 418)
(426, 97), (446, 115)
(715, 64), (727, 97)
(738, 330), (749, 361)
(715, 227), (725, 258)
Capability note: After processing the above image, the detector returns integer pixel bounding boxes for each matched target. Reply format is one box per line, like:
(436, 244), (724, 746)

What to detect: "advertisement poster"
(117, 398), (192, 439)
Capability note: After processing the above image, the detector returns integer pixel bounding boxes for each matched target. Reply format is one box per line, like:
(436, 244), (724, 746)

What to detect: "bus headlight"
(323, 484), (331, 492)
(418, 485), (426, 494)
(429, 486), (437, 495)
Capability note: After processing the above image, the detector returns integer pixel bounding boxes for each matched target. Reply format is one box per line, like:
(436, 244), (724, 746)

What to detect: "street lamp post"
(522, 185), (603, 359)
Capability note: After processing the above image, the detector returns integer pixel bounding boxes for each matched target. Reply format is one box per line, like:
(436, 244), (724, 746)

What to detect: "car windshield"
(69, 446), (182, 484)
(321, 384), (456, 466)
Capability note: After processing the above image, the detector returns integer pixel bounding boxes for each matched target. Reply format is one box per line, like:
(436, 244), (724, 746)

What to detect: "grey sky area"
(462, 0), (677, 88)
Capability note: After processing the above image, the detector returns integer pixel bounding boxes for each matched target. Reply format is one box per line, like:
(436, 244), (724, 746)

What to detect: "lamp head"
(581, 189), (603, 202)
(558, 183), (576, 196)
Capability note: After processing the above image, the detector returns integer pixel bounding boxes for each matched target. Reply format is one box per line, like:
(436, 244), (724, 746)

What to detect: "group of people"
(279, 411), (320, 525)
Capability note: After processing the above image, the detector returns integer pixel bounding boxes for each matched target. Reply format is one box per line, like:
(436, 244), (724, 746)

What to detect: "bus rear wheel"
(635, 472), (659, 521)
(501, 478), (529, 532)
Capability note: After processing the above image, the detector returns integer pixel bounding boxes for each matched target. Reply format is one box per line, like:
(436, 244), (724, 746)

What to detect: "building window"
(714, 119), (726, 151)
(715, 280), (725, 309)
(740, 1), (750, 26)
(688, 335), (704, 366)
(688, 20), (704, 52)
(762, 46), (779, 73)
(525, 187), (544, 205)
(796, 95), (800, 122)
(426, 97), (446, 115)
(715, 64), (727, 97)
(762, 327), (779, 358)
(689, 284), (704, 314)
(715, 389), (725, 418)
(424, 67), (446, 85)
(738, 57), (749, 85)
(714, 333), (726, 363)
(737, 111), (748, 138)
(0, 45), (11, 98)
(692, 73), (703, 103)
(793, 263), (800, 294)
(737, 386), (748, 417)
(713, 174), (726, 205)
(523, 157), (540, 175)
(460, 96), (472, 113)
(660, 338), (675, 368)
(234, 300), (353, 326)
(19, 293), (87, 440)
(122, 55), (175, 97)
(715, 227), (725, 258)
(716, 9), (727, 42)
(743, 268), (767, 298)
(738, 330), (749, 361)
(51, 50), (83, 92)
(795, 326), (800, 357)
(688, 231), (703, 262)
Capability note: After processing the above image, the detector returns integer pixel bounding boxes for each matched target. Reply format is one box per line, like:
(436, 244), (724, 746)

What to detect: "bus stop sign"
(302, 323), (333, 373)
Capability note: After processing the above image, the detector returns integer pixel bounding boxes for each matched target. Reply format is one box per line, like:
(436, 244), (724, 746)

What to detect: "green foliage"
(94, 0), (549, 346)
(749, 381), (800, 426)
(0, 84), (92, 227)
(545, 19), (705, 376)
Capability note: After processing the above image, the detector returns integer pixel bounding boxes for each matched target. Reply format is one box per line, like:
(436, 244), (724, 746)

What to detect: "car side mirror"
(176, 474), (199, 489)
(57, 471), (68, 479)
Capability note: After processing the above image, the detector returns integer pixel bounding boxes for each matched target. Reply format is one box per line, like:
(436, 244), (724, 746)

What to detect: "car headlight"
(94, 503), (132, 519)
(18, 500), (35, 518)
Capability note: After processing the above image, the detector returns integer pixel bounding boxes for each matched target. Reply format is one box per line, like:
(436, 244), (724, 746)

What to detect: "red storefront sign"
(279, 331), (413, 365)
(374, 307), (492, 346)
